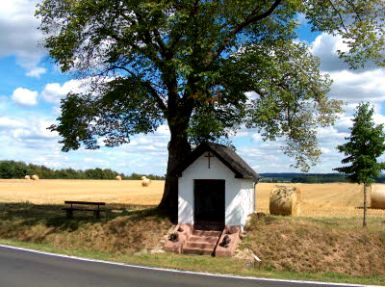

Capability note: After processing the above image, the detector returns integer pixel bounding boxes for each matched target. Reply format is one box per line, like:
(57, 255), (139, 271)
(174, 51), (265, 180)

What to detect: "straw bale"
(31, 174), (39, 181)
(269, 185), (301, 216)
(141, 176), (151, 187)
(371, 185), (385, 209)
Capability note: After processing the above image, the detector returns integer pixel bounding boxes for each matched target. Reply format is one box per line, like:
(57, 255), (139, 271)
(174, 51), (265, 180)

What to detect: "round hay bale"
(31, 174), (39, 181)
(371, 185), (385, 209)
(141, 176), (151, 187)
(115, 175), (122, 181)
(24, 175), (31, 180)
(269, 185), (301, 216)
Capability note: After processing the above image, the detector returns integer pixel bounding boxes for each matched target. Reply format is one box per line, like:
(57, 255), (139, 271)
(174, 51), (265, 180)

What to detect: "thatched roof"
(173, 142), (259, 181)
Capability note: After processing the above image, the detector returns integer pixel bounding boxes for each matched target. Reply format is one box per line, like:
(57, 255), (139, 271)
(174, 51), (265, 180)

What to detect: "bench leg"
(66, 209), (73, 219)
(94, 210), (100, 219)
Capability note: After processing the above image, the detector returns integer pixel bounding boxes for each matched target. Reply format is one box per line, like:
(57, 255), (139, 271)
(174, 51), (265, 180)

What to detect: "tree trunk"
(363, 183), (370, 227)
(158, 120), (191, 222)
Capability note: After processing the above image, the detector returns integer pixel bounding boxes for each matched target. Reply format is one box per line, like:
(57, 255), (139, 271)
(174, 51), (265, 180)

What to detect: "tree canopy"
(36, 0), (385, 213)
(335, 103), (385, 184)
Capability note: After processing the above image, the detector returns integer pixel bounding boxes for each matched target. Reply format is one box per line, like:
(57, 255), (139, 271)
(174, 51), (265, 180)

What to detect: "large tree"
(37, 0), (385, 217)
(335, 103), (385, 227)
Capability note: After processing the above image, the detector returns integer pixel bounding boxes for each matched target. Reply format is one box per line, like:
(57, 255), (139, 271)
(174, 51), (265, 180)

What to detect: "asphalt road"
(0, 245), (367, 287)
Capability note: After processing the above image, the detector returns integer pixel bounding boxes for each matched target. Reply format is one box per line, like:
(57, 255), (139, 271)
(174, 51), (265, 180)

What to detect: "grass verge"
(0, 203), (385, 286)
(1, 238), (385, 286)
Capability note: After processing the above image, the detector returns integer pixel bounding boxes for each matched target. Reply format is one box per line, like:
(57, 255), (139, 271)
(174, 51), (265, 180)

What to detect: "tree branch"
(327, 0), (348, 32)
(132, 11), (165, 65)
(346, 0), (363, 23)
(168, 0), (200, 52)
(209, 0), (283, 64)
(153, 28), (168, 57)
(110, 65), (168, 112)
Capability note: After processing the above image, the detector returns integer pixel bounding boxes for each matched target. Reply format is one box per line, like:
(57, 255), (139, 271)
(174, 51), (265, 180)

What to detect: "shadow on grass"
(0, 202), (165, 232)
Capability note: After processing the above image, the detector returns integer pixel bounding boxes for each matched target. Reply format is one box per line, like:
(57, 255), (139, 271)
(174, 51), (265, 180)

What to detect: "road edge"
(0, 243), (380, 287)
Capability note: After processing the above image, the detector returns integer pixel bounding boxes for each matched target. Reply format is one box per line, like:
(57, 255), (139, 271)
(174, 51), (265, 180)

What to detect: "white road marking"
(0, 243), (379, 287)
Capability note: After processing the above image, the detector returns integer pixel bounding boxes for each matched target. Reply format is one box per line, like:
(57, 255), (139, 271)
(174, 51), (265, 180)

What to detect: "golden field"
(257, 182), (385, 218)
(0, 179), (384, 217)
(0, 179), (164, 205)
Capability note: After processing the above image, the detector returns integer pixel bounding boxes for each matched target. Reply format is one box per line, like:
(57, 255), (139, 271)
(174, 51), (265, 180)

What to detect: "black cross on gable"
(204, 152), (214, 169)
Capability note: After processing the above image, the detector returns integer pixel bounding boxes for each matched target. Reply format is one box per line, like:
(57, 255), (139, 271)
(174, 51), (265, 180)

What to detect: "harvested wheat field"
(0, 179), (163, 205)
(257, 183), (385, 218)
(0, 180), (384, 218)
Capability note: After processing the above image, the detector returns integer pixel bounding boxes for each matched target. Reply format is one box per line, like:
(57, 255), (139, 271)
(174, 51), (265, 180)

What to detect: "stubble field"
(0, 179), (384, 218)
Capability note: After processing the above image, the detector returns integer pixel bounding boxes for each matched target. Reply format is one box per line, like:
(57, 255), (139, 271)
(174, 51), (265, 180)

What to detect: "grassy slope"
(243, 214), (385, 276)
(0, 203), (385, 285)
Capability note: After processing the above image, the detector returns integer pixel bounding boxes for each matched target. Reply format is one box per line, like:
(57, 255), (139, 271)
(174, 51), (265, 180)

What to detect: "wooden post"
(66, 209), (73, 219)
(363, 183), (369, 227)
(95, 205), (101, 219)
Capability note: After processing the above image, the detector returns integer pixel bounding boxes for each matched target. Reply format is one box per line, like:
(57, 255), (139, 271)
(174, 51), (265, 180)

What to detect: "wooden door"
(194, 179), (225, 229)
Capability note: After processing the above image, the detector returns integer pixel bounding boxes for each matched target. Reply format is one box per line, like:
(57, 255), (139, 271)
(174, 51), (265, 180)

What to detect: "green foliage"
(0, 161), (29, 179)
(304, 0), (385, 69)
(335, 103), (385, 184)
(0, 160), (164, 180)
(36, 0), (385, 173)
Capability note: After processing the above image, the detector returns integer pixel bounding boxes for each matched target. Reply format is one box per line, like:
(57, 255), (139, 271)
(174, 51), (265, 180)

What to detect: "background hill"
(260, 173), (385, 183)
(1, 160), (384, 182)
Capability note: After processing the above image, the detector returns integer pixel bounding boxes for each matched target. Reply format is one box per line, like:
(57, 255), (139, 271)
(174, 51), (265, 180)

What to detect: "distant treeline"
(1, 160), (383, 183)
(0, 160), (165, 180)
(260, 173), (385, 183)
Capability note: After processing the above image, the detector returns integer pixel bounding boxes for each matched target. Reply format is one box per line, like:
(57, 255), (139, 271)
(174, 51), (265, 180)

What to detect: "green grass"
(1, 238), (385, 286)
(1, 203), (385, 286)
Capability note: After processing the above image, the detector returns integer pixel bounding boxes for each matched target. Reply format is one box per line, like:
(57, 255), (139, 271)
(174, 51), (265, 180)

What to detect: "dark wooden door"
(194, 179), (225, 229)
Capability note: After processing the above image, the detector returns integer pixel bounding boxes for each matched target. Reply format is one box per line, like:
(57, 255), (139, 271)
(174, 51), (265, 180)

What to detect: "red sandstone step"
(184, 241), (216, 249)
(188, 235), (219, 243)
(181, 229), (223, 255)
(182, 245), (214, 255)
(193, 230), (221, 237)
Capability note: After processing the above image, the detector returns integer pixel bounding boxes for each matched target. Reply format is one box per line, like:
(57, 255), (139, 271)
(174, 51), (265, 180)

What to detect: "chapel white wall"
(178, 152), (255, 227)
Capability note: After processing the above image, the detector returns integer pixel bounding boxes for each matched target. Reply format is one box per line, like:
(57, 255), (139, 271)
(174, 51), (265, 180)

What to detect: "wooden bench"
(63, 201), (106, 219)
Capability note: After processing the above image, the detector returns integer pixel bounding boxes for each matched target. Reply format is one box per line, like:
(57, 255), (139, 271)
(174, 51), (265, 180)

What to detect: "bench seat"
(63, 201), (107, 219)
(62, 207), (103, 212)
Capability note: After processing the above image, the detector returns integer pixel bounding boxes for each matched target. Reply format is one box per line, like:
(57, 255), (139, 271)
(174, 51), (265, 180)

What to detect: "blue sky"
(0, 1), (384, 176)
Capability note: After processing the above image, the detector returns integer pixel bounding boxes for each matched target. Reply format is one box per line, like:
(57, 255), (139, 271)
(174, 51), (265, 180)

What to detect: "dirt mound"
(242, 214), (385, 276)
(0, 204), (172, 255)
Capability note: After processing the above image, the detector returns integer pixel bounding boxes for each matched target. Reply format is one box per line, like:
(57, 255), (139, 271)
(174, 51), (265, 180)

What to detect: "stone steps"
(182, 245), (214, 255)
(188, 235), (219, 243)
(165, 224), (241, 257)
(182, 230), (222, 255)
(192, 230), (222, 237)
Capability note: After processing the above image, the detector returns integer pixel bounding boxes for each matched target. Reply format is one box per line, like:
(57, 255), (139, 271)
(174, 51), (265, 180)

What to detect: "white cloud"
(310, 32), (378, 73)
(11, 87), (38, 106)
(310, 33), (350, 72)
(328, 69), (385, 103)
(0, 0), (46, 75)
(41, 79), (91, 104)
(0, 111), (170, 175)
(26, 67), (47, 78)
(296, 13), (307, 25)
(0, 117), (24, 129)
